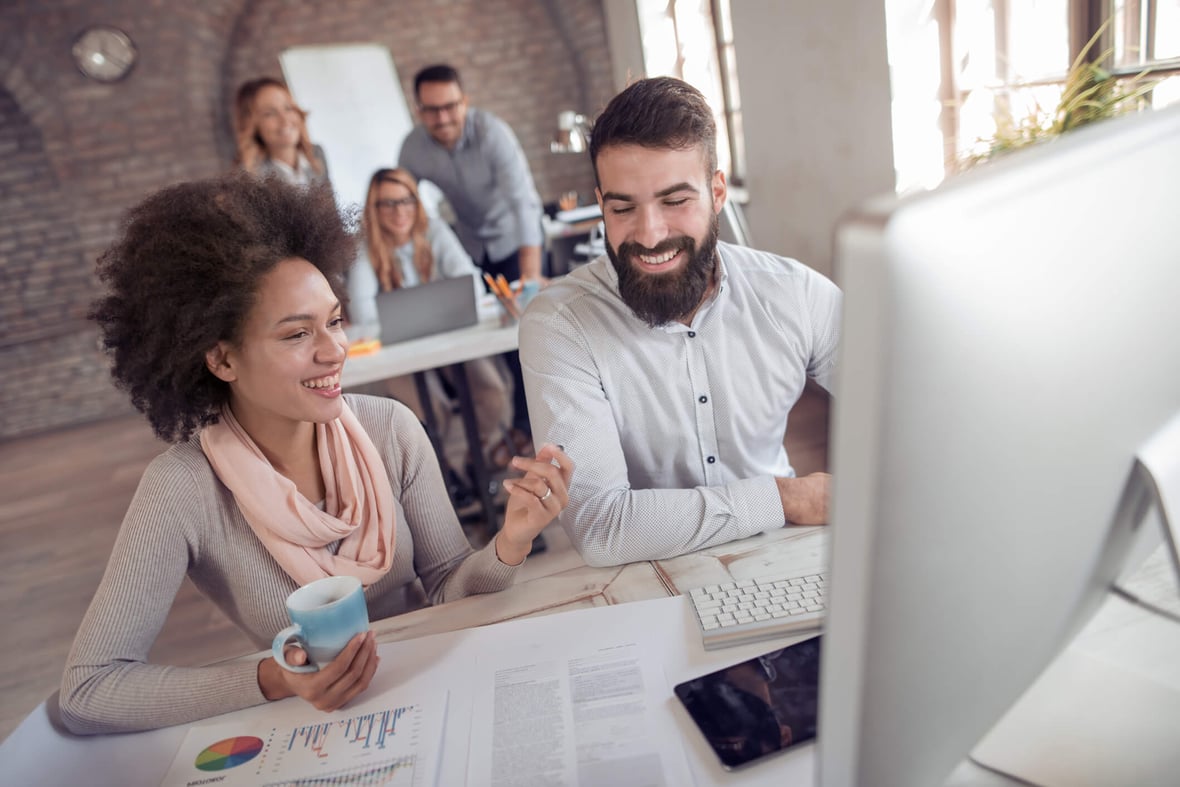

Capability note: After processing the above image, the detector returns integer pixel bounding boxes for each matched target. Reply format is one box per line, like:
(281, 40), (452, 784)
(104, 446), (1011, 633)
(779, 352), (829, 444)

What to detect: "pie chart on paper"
(194, 735), (264, 771)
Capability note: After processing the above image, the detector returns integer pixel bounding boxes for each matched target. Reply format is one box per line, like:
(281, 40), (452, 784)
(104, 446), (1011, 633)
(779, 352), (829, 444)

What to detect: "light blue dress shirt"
(398, 107), (543, 264)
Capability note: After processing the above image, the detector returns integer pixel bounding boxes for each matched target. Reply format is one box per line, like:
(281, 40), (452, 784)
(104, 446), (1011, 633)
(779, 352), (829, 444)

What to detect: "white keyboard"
(688, 572), (827, 650)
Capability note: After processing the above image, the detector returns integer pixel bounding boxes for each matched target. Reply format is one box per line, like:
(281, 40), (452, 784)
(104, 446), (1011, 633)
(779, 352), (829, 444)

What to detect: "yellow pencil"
(485, 272), (520, 318)
(496, 274), (513, 299)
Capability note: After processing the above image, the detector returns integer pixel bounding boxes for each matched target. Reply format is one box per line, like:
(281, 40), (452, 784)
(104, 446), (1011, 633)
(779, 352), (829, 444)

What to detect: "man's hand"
(775, 472), (832, 525)
(257, 631), (379, 712)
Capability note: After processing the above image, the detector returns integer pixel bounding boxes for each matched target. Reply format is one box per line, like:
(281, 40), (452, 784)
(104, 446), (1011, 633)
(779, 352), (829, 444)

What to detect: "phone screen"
(674, 635), (821, 770)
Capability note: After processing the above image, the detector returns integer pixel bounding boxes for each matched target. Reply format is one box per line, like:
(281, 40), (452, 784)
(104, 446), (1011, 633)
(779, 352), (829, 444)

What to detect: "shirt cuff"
(732, 475), (789, 532)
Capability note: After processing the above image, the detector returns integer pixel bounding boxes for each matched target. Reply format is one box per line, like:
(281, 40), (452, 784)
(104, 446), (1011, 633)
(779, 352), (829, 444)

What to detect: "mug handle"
(272, 624), (318, 673)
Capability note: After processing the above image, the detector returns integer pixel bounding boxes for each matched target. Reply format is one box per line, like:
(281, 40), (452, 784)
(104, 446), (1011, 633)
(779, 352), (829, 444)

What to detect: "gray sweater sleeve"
(353, 395), (517, 603)
(59, 457), (267, 735)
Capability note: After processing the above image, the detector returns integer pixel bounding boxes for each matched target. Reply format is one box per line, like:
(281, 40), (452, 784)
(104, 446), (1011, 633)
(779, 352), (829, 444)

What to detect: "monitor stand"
(970, 413), (1180, 787)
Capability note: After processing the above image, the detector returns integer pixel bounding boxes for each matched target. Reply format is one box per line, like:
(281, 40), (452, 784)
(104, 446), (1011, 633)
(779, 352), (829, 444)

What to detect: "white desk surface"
(4, 527), (1174, 786)
(341, 298), (517, 389)
(0, 528), (822, 786)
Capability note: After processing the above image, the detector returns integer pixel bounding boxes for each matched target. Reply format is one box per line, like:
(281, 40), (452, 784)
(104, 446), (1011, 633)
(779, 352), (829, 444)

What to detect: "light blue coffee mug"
(272, 575), (370, 673)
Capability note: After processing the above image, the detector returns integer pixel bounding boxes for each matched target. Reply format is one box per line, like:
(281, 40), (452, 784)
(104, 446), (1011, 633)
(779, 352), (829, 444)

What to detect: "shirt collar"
(268, 153), (315, 185)
(661, 249), (729, 333)
(454, 109), (476, 152)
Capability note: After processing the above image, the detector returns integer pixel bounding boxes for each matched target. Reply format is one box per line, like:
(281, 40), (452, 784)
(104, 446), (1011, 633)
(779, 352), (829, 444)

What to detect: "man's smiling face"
(595, 143), (726, 326)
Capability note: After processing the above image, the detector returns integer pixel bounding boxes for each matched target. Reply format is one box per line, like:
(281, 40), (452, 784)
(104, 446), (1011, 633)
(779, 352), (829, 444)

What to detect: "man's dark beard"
(606, 214), (719, 328)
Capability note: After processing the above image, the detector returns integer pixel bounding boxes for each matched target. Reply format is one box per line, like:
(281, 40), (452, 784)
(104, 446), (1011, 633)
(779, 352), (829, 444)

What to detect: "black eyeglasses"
(418, 100), (463, 117)
(375, 197), (417, 211)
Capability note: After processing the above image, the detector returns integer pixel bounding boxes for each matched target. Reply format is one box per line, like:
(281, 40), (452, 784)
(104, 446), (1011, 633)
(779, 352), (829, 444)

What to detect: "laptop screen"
(373, 275), (479, 345)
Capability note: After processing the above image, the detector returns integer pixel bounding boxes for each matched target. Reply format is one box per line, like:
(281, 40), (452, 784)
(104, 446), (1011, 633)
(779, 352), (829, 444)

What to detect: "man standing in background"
(398, 63), (543, 448)
(398, 63), (544, 285)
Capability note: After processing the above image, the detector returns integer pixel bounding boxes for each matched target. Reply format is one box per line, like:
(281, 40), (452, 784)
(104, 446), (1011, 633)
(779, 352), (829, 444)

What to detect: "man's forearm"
(519, 245), (542, 280)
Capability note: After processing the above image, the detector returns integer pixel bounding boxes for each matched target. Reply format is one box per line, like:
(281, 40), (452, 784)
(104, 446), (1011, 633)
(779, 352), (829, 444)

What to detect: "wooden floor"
(0, 384), (828, 742)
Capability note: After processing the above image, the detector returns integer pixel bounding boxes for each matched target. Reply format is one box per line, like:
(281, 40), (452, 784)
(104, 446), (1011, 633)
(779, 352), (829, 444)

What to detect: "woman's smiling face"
(375, 179), (419, 242)
(252, 84), (303, 157)
(207, 257), (348, 436)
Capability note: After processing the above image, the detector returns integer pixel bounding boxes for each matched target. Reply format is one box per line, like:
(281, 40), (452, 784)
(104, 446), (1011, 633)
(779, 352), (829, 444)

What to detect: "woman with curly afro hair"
(61, 173), (573, 735)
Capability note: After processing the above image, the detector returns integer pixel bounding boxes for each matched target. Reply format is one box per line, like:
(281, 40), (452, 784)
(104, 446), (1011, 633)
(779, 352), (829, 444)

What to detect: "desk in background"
(343, 295), (518, 527)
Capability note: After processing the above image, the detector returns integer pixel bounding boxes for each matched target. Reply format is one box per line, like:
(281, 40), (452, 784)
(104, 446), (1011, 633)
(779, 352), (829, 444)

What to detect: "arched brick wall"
(0, 0), (612, 439)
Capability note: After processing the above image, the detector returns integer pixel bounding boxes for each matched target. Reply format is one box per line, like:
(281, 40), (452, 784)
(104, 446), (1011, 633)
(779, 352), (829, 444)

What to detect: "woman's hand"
(257, 631), (379, 711)
(235, 127), (266, 173)
(496, 444), (574, 565)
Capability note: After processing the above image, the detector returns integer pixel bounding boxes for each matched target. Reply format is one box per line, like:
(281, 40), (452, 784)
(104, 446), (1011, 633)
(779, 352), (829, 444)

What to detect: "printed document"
(468, 638), (691, 786)
(160, 688), (446, 787)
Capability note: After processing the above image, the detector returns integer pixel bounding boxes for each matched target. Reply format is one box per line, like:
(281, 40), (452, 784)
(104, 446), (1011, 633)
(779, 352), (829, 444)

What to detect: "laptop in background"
(373, 275), (478, 344)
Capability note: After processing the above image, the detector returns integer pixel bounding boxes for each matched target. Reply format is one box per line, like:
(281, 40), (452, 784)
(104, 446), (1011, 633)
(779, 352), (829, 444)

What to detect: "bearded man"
(518, 77), (842, 567)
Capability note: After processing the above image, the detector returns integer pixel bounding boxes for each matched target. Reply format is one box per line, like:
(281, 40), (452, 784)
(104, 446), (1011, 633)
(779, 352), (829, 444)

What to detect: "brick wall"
(0, 0), (613, 440)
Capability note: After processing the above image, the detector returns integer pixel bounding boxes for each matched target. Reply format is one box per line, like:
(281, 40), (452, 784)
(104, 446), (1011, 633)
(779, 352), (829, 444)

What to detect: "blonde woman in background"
(233, 76), (329, 186)
(347, 168), (524, 471)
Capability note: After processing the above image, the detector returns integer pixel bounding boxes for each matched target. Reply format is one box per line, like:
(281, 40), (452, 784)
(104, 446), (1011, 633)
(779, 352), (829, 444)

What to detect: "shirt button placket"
(687, 328), (719, 482)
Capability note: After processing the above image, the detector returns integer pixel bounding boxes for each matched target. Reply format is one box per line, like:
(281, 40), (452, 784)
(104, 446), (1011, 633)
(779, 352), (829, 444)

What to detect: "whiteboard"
(280, 44), (435, 220)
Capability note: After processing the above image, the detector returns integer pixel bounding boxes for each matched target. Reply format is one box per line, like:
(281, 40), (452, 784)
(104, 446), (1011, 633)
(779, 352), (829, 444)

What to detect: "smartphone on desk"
(674, 634), (821, 770)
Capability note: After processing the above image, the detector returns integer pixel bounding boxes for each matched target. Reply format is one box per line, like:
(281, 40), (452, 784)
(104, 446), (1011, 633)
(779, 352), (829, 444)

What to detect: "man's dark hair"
(90, 173), (356, 444)
(413, 64), (463, 101)
(589, 76), (717, 183)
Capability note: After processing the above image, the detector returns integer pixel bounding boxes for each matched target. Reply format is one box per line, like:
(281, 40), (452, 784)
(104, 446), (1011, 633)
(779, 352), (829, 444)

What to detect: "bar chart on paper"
(161, 691), (447, 787)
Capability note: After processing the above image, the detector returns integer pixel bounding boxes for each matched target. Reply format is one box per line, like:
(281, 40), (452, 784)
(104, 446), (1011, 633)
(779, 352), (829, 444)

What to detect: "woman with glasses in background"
(233, 76), (329, 186)
(347, 168), (524, 472)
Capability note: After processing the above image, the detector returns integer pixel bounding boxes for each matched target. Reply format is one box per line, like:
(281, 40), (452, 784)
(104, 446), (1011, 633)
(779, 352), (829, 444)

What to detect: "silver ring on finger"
(539, 486), (552, 502)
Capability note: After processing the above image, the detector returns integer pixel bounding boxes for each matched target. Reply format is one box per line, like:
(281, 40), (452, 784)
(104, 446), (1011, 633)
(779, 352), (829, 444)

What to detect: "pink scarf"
(199, 402), (396, 586)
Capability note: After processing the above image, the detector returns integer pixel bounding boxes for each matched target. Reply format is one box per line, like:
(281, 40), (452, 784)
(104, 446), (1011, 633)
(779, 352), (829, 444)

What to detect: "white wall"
(730, 1), (895, 279)
(281, 45), (412, 215)
(601, 1), (896, 280)
(601, 0), (646, 93)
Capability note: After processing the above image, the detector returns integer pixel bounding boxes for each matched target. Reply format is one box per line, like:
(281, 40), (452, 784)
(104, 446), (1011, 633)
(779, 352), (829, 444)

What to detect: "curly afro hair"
(90, 173), (358, 443)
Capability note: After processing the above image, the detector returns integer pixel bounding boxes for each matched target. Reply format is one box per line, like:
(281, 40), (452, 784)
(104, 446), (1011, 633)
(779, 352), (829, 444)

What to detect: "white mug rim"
(286, 575), (362, 612)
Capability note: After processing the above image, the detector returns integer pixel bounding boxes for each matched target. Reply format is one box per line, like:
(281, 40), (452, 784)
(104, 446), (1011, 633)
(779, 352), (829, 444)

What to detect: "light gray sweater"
(60, 394), (516, 735)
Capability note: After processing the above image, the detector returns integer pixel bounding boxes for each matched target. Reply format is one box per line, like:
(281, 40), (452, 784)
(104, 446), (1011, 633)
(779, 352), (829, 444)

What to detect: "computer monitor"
(818, 104), (1180, 787)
